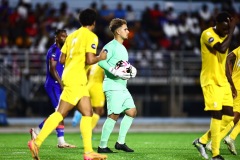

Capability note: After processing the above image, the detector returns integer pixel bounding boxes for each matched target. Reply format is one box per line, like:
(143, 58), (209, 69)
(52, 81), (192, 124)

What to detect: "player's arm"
(59, 52), (66, 64)
(214, 18), (236, 53)
(98, 49), (131, 79)
(226, 52), (237, 98)
(49, 58), (64, 90)
(86, 49), (107, 65)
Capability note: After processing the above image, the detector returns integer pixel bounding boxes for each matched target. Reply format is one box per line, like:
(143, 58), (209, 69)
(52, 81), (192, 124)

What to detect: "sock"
(199, 130), (210, 144)
(72, 110), (82, 127)
(35, 112), (63, 147)
(92, 113), (100, 130)
(118, 115), (134, 144)
(80, 116), (93, 153)
(220, 121), (234, 140)
(99, 118), (116, 148)
(210, 118), (221, 157)
(200, 115), (234, 144)
(221, 115), (233, 130)
(38, 119), (46, 129)
(230, 121), (240, 140)
(56, 124), (65, 144)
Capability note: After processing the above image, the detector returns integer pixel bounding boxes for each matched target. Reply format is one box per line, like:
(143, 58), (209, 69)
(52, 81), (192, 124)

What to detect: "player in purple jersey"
(29, 29), (76, 148)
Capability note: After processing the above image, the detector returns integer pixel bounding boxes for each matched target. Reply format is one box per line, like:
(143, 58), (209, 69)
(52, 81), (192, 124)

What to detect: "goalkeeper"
(97, 18), (137, 153)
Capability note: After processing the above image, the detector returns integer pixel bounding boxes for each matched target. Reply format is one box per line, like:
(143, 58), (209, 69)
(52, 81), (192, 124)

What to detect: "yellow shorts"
(88, 83), (105, 107)
(202, 84), (233, 111)
(60, 84), (89, 106)
(233, 90), (240, 113)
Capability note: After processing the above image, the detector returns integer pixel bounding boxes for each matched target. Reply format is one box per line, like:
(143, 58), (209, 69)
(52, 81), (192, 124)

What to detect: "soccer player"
(192, 12), (236, 160)
(29, 29), (75, 148)
(72, 64), (105, 130)
(223, 46), (240, 155)
(27, 8), (108, 160)
(97, 18), (137, 153)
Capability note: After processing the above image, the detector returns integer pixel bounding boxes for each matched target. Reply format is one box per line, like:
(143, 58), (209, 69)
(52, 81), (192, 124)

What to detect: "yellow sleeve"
(86, 34), (98, 54)
(202, 30), (220, 48)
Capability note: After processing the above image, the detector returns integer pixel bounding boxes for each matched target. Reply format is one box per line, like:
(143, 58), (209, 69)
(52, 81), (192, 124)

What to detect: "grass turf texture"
(0, 132), (240, 160)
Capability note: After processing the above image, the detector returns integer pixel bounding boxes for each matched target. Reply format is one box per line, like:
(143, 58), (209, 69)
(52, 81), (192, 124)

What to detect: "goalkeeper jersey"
(98, 39), (129, 91)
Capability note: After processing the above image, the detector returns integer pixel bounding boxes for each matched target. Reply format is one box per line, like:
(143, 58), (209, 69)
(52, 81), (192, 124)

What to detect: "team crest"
(208, 37), (214, 43)
(91, 44), (96, 49)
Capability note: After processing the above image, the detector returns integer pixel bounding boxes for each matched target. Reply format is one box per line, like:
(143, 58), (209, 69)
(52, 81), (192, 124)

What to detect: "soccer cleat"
(28, 140), (40, 160)
(29, 128), (39, 140)
(211, 155), (225, 160)
(206, 141), (212, 153)
(224, 135), (237, 155)
(57, 142), (76, 148)
(192, 138), (208, 160)
(72, 110), (82, 127)
(97, 147), (114, 153)
(115, 142), (134, 152)
(83, 152), (107, 160)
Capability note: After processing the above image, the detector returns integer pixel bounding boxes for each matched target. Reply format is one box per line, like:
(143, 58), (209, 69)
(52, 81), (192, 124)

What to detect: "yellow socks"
(199, 130), (210, 144)
(80, 116), (93, 153)
(210, 118), (221, 157)
(91, 113), (100, 130)
(35, 112), (63, 147)
(230, 121), (240, 140)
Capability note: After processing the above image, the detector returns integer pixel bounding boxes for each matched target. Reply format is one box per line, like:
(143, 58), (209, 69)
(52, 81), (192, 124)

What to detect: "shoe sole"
(224, 140), (237, 155)
(28, 141), (40, 160)
(57, 145), (76, 148)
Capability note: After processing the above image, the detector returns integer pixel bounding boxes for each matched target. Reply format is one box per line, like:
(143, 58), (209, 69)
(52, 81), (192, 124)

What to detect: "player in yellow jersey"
(72, 64), (105, 130)
(192, 12), (236, 160)
(223, 46), (240, 155)
(27, 8), (108, 160)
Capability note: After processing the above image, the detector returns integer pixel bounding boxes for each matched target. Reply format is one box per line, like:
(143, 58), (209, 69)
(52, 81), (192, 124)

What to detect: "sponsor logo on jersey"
(208, 37), (214, 43)
(91, 44), (96, 49)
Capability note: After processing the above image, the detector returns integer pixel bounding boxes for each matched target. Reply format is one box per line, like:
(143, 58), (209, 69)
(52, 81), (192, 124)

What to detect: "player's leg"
(211, 85), (233, 159)
(28, 100), (74, 159)
(90, 84), (105, 130)
(51, 87), (76, 148)
(98, 91), (122, 153)
(72, 110), (82, 127)
(77, 96), (107, 159)
(223, 96), (240, 155)
(193, 85), (223, 159)
(115, 90), (136, 152)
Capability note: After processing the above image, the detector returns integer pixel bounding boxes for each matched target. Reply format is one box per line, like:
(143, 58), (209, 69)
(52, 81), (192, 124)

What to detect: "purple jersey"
(44, 43), (64, 88)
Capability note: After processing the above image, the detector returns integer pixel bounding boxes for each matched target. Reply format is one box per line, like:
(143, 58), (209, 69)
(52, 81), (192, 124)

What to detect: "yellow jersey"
(87, 64), (104, 85)
(232, 46), (240, 90)
(61, 27), (98, 86)
(200, 27), (228, 87)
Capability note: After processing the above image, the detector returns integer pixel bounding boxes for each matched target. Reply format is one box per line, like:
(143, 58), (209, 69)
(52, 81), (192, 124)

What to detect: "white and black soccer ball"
(115, 60), (131, 73)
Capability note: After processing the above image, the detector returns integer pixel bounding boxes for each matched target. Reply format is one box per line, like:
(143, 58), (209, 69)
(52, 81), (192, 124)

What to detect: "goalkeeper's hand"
(130, 65), (137, 78)
(109, 67), (131, 80)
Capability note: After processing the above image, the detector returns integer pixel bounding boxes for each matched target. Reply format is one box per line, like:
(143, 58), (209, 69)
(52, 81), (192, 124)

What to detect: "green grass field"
(0, 132), (239, 160)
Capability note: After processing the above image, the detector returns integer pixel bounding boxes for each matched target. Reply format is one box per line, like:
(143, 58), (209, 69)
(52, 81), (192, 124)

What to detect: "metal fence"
(0, 49), (204, 117)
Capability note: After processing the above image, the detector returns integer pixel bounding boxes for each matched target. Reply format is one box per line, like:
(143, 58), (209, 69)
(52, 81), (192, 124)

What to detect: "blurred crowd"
(1, 0), (240, 118)
(0, 0), (240, 54)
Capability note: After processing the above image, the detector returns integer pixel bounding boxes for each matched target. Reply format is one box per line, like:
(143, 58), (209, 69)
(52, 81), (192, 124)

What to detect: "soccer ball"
(115, 60), (131, 73)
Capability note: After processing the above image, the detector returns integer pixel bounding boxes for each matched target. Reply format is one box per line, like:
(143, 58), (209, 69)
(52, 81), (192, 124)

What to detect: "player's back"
(61, 27), (98, 86)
